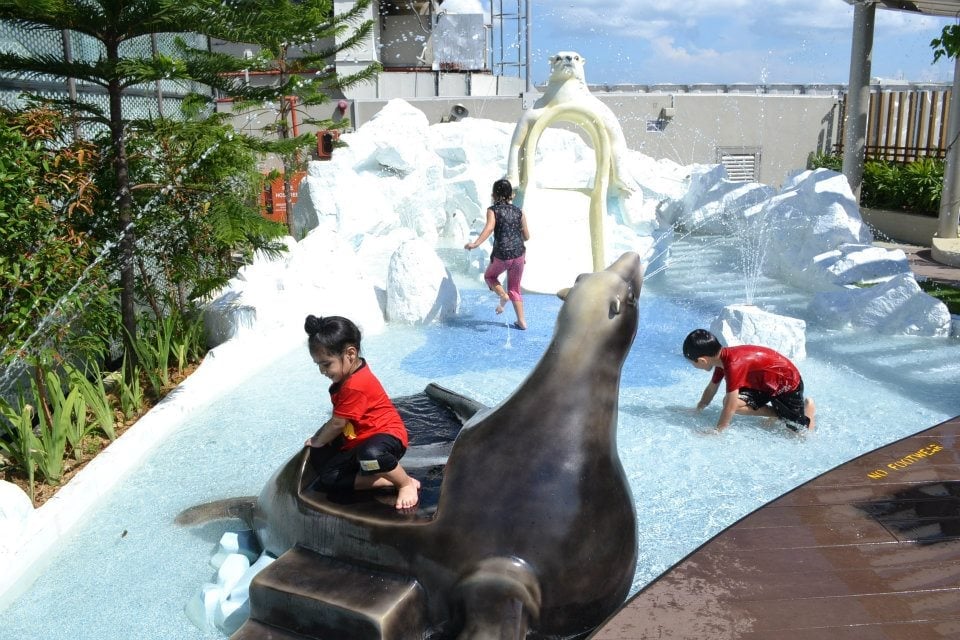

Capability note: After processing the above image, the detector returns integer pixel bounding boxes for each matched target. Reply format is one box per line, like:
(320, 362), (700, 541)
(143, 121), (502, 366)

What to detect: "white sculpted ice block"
(710, 304), (807, 361)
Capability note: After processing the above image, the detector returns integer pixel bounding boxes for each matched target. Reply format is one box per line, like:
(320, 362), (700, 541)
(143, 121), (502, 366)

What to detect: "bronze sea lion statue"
(183, 251), (644, 639)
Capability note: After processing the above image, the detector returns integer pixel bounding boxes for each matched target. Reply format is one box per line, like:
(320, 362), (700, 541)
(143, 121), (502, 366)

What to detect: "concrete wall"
(216, 85), (844, 189)
(348, 90), (843, 188)
(861, 208), (940, 245)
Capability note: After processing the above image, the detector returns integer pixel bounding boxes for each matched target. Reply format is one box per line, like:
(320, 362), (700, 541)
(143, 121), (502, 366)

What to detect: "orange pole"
(287, 96), (299, 136)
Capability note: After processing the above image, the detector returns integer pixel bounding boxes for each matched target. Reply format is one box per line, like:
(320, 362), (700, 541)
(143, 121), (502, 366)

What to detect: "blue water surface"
(2, 262), (959, 639)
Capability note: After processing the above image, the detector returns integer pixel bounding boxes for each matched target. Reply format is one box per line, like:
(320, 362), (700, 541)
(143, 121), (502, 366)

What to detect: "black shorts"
(739, 379), (808, 432)
(311, 433), (406, 492)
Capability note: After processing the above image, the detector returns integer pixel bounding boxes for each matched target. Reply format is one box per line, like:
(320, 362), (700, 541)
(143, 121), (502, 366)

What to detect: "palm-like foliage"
(176, 0), (380, 235)
(0, 0), (215, 363)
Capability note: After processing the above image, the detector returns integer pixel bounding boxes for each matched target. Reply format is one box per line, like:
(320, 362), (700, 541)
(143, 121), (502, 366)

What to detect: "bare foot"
(495, 294), (509, 315)
(804, 398), (816, 431)
(396, 477), (420, 510)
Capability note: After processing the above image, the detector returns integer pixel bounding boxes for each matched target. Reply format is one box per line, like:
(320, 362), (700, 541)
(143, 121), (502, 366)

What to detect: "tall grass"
(0, 399), (39, 503)
(0, 309), (207, 501)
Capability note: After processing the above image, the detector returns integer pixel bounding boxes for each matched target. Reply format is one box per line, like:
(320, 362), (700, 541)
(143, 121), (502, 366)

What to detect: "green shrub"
(901, 158), (943, 214)
(861, 161), (904, 210)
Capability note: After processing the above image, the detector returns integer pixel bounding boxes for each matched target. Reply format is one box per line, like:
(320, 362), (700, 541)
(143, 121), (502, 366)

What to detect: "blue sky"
(517, 0), (958, 86)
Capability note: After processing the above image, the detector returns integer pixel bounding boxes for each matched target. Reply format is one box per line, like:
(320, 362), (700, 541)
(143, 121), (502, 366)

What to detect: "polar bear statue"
(506, 51), (639, 272)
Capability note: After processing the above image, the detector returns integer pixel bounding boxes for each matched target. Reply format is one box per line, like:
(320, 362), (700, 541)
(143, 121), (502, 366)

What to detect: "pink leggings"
(484, 256), (525, 301)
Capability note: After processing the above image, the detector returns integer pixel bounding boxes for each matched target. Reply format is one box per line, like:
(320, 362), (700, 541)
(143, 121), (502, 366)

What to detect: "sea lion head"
(548, 51), (587, 85)
(555, 252), (642, 360)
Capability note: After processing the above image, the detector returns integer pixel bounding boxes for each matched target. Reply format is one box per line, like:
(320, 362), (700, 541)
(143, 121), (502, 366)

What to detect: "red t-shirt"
(330, 361), (408, 451)
(710, 345), (801, 396)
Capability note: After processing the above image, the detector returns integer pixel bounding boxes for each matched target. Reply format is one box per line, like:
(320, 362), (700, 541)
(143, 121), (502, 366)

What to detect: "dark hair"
(304, 314), (361, 356)
(682, 329), (721, 361)
(492, 178), (513, 204)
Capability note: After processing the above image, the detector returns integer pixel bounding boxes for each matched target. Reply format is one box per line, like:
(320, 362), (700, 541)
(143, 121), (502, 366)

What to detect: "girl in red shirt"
(303, 314), (419, 509)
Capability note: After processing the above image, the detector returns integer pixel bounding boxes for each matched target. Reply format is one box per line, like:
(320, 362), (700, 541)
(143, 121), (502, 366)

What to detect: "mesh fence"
(0, 22), (219, 359)
(0, 23), (210, 120)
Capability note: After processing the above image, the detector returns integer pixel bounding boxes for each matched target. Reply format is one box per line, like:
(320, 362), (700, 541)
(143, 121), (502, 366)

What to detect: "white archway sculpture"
(507, 51), (639, 289)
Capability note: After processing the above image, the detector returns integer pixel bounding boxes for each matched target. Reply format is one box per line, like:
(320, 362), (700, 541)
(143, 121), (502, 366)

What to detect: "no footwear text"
(866, 443), (943, 479)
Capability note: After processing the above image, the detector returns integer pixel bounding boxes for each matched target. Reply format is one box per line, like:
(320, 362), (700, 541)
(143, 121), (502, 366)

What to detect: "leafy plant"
(0, 106), (115, 369)
(0, 0), (239, 365)
(29, 372), (70, 484)
(39, 368), (89, 463)
(807, 152), (841, 172)
(861, 161), (903, 211)
(172, 310), (207, 375)
(0, 399), (40, 503)
(117, 355), (145, 421)
(901, 158), (943, 214)
(100, 115), (287, 319)
(128, 314), (176, 399)
(177, 0), (380, 236)
(64, 360), (117, 441)
(932, 25), (960, 63)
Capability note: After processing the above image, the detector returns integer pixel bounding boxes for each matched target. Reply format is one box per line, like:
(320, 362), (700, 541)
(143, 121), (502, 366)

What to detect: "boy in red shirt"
(683, 328), (816, 434)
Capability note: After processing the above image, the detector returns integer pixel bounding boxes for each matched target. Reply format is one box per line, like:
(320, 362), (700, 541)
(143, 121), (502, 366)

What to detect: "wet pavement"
(590, 414), (960, 640)
(877, 241), (960, 286)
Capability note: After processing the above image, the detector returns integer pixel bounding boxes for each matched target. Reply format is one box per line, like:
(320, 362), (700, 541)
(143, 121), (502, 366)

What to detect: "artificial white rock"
(626, 153), (691, 205)
(294, 99), (446, 242)
(803, 244), (912, 290)
(386, 238), (460, 324)
(211, 530), (261, 569)
(215, 598), (247, 636)
(206, 104), (951, 343)
(809, 273), (952, 336)
(354, 227), (419, 291)
(710, 304), (807, 360)
(184, 583), (221, 632)
(286, 229), (386, 332)
(216, 553), (250, 592)
(675, 163), (728, 227)
(228, 553), (276, 602)
(296, 168), (403, 241)
(682, 180), (776, 236)
(760, 169), (873, 288)
(615, 192), (659, 235)
(186, 541), (276, 636)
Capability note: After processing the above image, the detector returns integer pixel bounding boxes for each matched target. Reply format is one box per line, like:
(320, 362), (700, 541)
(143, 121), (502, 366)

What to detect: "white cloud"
(531, 0), (957, 84)
(647, 35), (720, 65)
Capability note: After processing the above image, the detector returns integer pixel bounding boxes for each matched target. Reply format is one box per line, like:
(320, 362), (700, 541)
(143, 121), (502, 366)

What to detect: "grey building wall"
(344, 87), (844, 188)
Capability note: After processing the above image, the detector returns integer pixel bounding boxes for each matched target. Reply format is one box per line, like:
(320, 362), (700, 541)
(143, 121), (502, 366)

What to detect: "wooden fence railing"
(836, 86), (952, 163)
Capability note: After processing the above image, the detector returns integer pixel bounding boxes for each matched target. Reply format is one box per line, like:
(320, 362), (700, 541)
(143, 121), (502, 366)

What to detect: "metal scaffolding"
(489, 0), (530, 91)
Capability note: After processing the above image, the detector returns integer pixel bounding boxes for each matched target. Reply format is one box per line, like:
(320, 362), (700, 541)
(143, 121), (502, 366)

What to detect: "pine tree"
(178, 0), (381, 236)
(0, 0), (220, 363)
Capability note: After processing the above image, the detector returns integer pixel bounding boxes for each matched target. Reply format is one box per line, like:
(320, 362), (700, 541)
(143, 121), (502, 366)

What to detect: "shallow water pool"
(2, 243), (959, 639)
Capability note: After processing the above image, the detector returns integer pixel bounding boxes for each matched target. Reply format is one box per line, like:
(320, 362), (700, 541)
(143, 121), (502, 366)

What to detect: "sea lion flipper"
(452, 558), (541, 640)
(174, 497), (257, 527)
(424, 382), (488, 423)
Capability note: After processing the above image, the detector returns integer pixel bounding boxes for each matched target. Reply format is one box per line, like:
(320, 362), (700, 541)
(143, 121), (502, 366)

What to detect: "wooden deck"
(590, 415), (960, 640)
